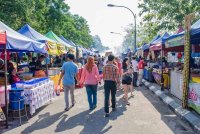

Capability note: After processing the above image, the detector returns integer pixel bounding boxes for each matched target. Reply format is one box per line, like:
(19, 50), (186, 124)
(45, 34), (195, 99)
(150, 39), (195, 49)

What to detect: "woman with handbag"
(122, 57), (133, 105)
(80, 56), (100, 110)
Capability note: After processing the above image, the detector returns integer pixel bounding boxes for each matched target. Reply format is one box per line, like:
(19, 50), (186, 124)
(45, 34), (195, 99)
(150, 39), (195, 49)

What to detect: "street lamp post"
(107, 4), (137, 53)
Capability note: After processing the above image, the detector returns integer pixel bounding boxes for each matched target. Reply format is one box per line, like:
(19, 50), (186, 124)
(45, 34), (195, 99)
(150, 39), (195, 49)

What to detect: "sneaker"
(72, 103), (75, 107)
(64, 108), (69, 111)
(105, 113), (110, 117)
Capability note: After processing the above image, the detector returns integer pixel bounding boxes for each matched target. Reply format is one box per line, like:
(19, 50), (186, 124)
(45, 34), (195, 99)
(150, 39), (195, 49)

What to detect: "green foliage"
(138, 0), (200, 40)
(0, 0), (93, 47)
(91, 35), (109, 52)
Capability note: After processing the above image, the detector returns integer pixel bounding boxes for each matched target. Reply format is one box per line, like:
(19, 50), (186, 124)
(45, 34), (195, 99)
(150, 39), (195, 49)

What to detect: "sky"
(65, 0), (141, 52)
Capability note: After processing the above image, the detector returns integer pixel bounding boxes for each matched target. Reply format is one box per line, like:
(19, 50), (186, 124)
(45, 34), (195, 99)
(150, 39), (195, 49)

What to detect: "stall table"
(152, 72), (169, 89)
(20, 79), (55, 115)
(170, 70), (183, 100)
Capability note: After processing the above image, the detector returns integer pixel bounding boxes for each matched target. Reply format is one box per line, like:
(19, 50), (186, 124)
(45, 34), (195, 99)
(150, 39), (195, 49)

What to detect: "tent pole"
(4, 43), (8, 128)
(46, 54), (48, 77)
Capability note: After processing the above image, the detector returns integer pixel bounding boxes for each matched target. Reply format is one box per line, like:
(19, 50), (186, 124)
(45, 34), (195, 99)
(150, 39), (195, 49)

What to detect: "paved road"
(2, 85), (195, 134)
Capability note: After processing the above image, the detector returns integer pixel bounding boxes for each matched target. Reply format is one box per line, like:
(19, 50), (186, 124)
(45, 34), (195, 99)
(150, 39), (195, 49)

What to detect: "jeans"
(104, 80), (117, 113)
(85, 84), (98, 109)
(133, 72), (138, 87)
(63, 85), (75, 108)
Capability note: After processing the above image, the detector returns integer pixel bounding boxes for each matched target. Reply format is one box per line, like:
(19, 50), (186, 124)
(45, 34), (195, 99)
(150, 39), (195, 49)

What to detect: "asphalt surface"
(1, 85), (195, 134)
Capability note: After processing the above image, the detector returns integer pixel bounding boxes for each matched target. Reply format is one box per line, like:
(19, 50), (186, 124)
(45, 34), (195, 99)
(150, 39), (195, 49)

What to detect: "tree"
(138, 0), (200, 36)
(0, 0), (93, 47)
(122, 24), (153, 51)
(91, 35), (109, 52)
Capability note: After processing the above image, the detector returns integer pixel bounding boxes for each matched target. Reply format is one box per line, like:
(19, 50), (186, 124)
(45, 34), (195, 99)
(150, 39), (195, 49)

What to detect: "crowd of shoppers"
(58, 53), (145, 117)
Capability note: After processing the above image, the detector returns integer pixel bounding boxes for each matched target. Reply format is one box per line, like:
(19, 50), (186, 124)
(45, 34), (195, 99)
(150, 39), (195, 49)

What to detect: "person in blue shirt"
(58, 54), (79, 111)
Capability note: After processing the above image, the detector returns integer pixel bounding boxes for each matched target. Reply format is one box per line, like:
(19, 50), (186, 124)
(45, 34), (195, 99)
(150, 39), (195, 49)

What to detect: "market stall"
(0, 21), (51, 127)
(149, 32), (170, 89)
(187, 18), (200, 114)
(19, 25), (67, 90)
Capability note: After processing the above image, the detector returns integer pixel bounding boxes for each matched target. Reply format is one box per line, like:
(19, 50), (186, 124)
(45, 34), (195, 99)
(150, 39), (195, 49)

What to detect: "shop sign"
(0, 31), (6, 45)
(188, 83), (200, 114)
(165, 35), (184, 48)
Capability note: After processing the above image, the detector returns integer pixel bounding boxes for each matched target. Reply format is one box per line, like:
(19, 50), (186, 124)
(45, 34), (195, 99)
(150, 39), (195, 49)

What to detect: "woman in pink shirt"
(80, 56), (100, 110)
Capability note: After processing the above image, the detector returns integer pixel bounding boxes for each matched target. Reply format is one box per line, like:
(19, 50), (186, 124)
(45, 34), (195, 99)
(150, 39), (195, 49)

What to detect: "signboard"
(46, 41), (58, 55)
(165, 35), (184, 48)
(188, 83), (200, 114)
(0, 31), (6, 45)
(0, 107), (6, 121)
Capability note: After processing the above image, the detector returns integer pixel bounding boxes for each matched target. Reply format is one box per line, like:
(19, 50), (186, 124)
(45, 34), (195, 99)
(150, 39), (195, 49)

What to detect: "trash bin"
(9, 88), (24, 110)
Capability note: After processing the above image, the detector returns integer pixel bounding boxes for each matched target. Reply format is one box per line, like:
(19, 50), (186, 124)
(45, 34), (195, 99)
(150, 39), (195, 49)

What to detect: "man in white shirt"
(131, 56), (138, 87)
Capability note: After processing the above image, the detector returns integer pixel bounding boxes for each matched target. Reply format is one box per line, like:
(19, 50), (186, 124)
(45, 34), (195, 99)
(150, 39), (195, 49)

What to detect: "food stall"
(0, 21), (50, 127)
(149, 32), (170, 89)
(164, 31), (185, 100)
(19, 25), (67, 91)
(187, 19), (200, 114)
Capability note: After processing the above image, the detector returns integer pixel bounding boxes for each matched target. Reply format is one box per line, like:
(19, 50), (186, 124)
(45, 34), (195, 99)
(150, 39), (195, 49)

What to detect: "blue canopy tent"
(149, 35), (161, 46)
(60, 36), (76, 47)
(142, 43), (149, 51)
(150, 32), (170, 51)
(18, 24), (56, 44)
(0, 22), (46, 53)
(191, 19), (200, 45)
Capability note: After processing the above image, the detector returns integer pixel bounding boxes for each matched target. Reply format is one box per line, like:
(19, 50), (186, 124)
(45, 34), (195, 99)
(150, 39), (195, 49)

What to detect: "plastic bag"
(55, 85), (60, 96)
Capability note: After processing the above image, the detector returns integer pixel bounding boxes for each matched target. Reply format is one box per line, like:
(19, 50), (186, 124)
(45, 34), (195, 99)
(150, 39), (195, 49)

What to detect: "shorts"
(122, 79), (132, 85)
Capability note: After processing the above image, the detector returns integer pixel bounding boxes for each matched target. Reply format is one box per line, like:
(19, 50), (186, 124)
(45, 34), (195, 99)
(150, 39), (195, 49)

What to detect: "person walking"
(138, 57), (145, 86)
(131, 56), (138, 87)
(122, 57), (133, 105)
(80, 56), (100, 110)
(103, 54), (119, 117)
(115, 57), (122, 90)
(58, 54), (78, 111)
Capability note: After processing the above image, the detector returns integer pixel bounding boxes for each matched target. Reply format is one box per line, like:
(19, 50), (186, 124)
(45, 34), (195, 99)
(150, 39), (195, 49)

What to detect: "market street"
(1, 85), (195, 134)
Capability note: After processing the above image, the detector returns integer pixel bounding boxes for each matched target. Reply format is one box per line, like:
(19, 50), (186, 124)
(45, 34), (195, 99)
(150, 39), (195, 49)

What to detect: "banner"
(46, 41), (58, 55)
(188, 83), (200, 114)
(165, 35), (184, 48)
(0, 31), (6, 45)
(57, 43), (67, 55)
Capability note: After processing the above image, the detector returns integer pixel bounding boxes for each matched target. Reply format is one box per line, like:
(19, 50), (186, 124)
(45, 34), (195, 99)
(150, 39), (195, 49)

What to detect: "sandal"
(126, 102), (130, 106)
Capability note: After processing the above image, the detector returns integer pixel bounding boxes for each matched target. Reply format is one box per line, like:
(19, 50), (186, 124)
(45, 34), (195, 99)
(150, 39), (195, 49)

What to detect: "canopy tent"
(150, 35), (161, 46)
(191, 19), (200, 45)
(18, 24), (59, 55)
(59, 36), (77, 55)
(165, 18), (200, 49)
(142, 43), (149, 51)
(164, 32), (184, 49)
(150, 32), (170, 51)
(45, 31), (68, 55)
(0, 21), (46, 53)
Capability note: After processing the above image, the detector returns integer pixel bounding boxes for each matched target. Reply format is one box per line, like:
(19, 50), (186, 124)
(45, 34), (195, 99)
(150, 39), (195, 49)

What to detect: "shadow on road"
(138, 85), (194, 134)
(21, 111), (66, 134)
(55, 93), (127, 134)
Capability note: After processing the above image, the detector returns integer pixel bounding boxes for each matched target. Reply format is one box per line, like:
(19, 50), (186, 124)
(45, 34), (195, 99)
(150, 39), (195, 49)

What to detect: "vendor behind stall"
(29, 57), (37, 73)
(9, 67), (21, 85)
(34, 55), (46, 77)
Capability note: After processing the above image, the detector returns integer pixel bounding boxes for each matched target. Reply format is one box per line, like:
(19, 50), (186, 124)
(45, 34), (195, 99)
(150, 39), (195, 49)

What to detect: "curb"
(142, 79), (200, 134)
